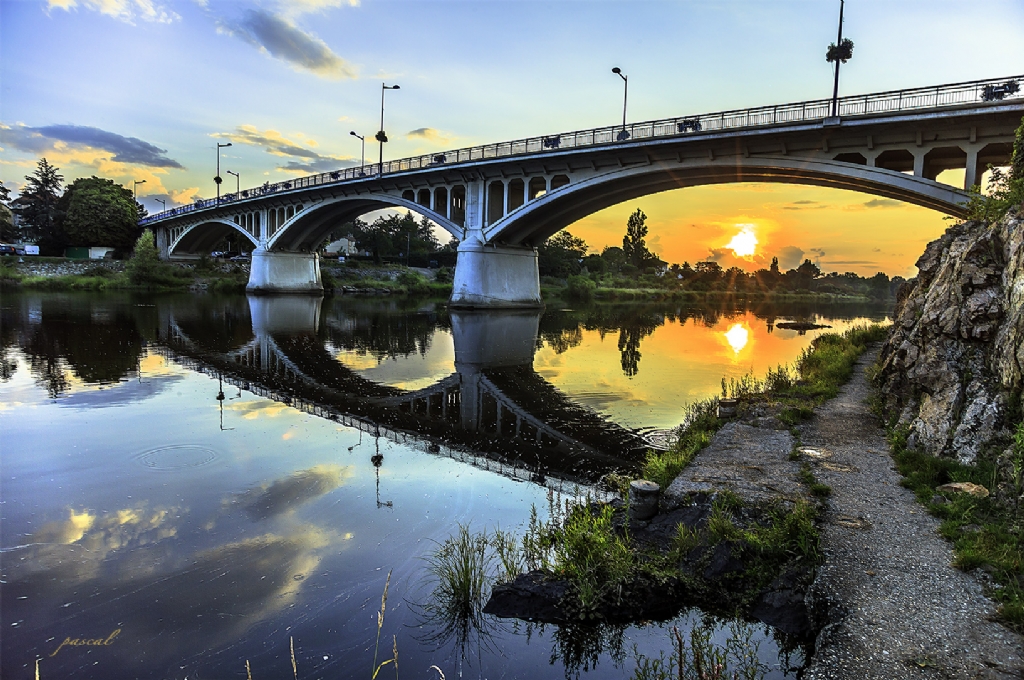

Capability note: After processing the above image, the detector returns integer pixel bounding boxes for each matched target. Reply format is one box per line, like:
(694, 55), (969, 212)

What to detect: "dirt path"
(802, 349), (1023, 679)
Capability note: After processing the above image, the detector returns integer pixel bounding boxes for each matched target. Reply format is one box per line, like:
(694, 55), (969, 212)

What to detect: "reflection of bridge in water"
(158, 296), (651, 490)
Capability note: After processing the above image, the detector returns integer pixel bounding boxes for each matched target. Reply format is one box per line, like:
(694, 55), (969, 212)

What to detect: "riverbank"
(2, 257), (886, 305)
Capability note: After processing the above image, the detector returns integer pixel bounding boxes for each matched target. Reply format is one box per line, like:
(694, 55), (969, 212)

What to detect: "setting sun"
(725, 225), (759, 258)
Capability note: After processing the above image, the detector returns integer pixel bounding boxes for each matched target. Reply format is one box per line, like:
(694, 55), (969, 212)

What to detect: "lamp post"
(155, 198), (166, 213)
(133, 179), (146, 201)
(612, 67), (629, 141)
(826, 0), (853, 118)
(226, 170), (239, 197)
(350, 131), (366, 176)
(376, 83), (400, 176)
(216, 142), (232, 202)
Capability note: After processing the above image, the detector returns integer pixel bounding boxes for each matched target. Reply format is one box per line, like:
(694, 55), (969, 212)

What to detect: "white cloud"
(47, 0), (179, 24)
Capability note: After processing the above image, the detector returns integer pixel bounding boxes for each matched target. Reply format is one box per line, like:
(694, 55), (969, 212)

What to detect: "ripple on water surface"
(133, 445), (219, 471)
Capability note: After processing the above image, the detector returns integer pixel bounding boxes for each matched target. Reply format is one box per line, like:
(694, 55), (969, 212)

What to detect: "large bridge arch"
(483, 156), (972, 246)
(169, 218), (260, 256)
(267, 194), (463, 252)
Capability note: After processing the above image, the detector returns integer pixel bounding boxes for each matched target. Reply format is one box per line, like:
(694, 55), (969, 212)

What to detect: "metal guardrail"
(141, 75), (1023, 225)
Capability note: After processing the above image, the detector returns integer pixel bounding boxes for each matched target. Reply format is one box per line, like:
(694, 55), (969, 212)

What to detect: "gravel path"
(803, 349), (1023, 679)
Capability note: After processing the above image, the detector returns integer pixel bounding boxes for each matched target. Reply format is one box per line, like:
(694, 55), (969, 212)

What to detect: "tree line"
(538, 208), (902, 298)
(1, 159), (146, 255)
(1, 158), (902, 297)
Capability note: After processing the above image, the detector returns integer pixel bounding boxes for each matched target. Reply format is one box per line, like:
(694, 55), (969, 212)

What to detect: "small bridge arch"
(267, 194), (464, 253)
(169, 217), (260, 256)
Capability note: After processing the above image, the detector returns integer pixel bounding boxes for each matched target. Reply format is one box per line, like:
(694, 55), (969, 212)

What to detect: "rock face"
(876, 209), (1023, 464)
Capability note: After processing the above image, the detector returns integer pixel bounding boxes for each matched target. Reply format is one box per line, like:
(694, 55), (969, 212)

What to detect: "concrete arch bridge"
(143, 75), (1024, 307)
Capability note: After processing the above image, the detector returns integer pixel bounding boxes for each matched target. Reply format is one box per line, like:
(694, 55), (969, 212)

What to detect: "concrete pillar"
(912, 150), (926, 178)
(247, 248), (323, 295)
(259, 209), (269, 244)
(864, 151), (880, 167)
(155, 227), (170, 261)
(450, 241), (542, 308)
(963, 147), (982, 190)
(465, 181), (485, 232)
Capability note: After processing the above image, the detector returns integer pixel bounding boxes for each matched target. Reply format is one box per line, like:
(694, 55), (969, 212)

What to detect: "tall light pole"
(612, 67), (629, 141)
(216, 142), (232, 202)
(376, 83), (400, 176)
(826, 0), (854, 118)
(155, 197), (166, 213)
(350, 131), (366, 176)
(226, 170), (239, 197)
(133, 179), (146, 200)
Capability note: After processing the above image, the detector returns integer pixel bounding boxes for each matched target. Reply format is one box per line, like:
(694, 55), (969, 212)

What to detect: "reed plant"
(631, 620), (768, 680)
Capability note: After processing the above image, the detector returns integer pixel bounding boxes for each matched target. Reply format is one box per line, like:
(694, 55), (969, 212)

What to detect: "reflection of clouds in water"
(234, 464), (352, 521)
(6, 490), (353, 672)
(13, 504), (181, 586)
(55, 375), (184, 408)
(335, 331), (456, 391)
(138, 352), (186, 377)
(225, 399), (292, 420)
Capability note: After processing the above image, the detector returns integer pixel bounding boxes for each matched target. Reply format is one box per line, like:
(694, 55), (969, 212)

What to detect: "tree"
(790, 259), (822, 290)
(350, 211), (441, 263)
(537, 230), (588, 277)
(600, 246), (626, 273)
(56, 176), (141, 250)
(15, 158), (64, 250)
(868, 272), (890, 300)
(125, 230), (162, 285)
(622, 208), (656, 271)
(0, 183), (13, 242)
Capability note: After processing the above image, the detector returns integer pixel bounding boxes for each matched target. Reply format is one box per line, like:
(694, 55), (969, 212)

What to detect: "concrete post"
(963, 146), (982, 190)
(450, 241), (542, 308)
(912, 151), (926, 178)
(155, 227), (170, 261)
(247, 248), (324, 294)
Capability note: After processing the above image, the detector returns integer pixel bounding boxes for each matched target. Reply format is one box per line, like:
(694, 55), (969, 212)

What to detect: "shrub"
(566, 274), (596, 302)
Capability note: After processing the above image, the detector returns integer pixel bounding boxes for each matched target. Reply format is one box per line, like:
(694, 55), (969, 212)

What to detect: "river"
(0, 292), (890, 679)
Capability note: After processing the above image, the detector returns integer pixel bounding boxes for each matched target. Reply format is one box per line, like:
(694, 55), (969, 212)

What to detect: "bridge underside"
(487, 157), (972, 246)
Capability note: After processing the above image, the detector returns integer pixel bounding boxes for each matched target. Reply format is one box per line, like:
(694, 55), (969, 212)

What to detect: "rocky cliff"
(876, 208), (1023, 468)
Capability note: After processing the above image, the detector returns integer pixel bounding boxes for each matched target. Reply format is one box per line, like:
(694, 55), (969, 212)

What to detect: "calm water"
(0, 292), (889, 680)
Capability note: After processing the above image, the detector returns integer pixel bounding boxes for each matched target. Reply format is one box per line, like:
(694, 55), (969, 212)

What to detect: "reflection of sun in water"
(726, 224), (758, 258)
(724, 324), (749, 353)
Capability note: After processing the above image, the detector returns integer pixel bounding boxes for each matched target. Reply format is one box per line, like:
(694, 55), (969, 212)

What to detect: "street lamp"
(612, 67), (629, 141)
(350, 131), (366, 176)
(376, 83), (400, 176)
(133, 179), (146, 200)
(216, 142), (232, 202)
(226, 170), (239, 197)
(155, 197), (166, 213)
(826, 0), (854, 119)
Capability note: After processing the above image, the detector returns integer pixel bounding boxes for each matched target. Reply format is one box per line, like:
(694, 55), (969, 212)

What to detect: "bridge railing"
(141, 75), (1023, 225)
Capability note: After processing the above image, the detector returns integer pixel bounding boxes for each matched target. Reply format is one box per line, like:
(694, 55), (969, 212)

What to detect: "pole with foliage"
(826, 0), (854, 118)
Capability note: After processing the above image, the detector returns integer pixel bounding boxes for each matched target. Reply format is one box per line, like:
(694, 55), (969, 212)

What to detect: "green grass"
(887, 424), (1024, 631)
(640, 324), (888, 492)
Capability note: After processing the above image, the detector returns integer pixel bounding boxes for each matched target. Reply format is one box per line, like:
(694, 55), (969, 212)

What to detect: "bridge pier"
(247, 248), (323, 295)
(450, 241), (542, 309)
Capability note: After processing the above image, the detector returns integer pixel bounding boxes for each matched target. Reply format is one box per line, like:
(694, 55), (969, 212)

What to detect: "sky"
(1, 0), (1022, 277)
